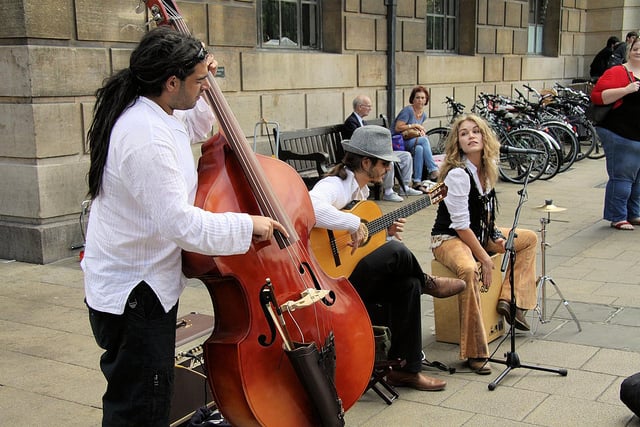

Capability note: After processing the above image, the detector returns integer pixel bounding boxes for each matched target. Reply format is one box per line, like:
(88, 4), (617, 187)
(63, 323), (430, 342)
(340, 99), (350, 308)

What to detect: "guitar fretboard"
(366, 191), (440, 236)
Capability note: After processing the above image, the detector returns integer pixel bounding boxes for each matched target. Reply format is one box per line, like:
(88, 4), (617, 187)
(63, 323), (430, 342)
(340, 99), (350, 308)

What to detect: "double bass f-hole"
(258, 260), (338, 350)
(259, 277), (335, 348)
(300, 261), (336, 306)
(258, 279), (292, 349)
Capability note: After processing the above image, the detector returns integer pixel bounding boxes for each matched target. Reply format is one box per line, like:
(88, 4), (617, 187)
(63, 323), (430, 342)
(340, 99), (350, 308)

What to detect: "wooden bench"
(274, 115), (391, 199)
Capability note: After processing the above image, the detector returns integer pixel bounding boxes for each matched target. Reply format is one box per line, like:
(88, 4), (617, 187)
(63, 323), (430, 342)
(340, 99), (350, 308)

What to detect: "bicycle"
(427, 94), (553, 184)
(425, 96), (466, 155)
(551, 83), (602, 160)
(514, 86), (579, 173)
(472, 93), (554, 184)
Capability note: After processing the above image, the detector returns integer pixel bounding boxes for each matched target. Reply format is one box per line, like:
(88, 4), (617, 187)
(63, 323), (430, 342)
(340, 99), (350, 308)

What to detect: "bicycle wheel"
(539, 120), (577, 173)
(498, 128), (549, 184)
(536, 130), (562, 181)
(586, 123), (605, 159)
(569, 116), (596, 160)
(425, 127), (449, 155)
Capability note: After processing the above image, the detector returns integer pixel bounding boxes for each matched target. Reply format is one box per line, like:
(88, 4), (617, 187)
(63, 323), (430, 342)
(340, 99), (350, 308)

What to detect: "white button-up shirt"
(82, 96), (254, 314)
(309, 169), (367, 233)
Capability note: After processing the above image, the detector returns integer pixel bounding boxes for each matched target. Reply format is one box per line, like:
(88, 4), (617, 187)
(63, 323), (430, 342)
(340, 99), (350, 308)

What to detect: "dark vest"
(431, 168), (497, 246)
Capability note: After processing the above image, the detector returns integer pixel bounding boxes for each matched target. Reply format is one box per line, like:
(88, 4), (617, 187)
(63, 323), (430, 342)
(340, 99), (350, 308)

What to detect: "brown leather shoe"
(422, 274), (466, 298)
(496, 300), (531, 331)
(467, 358), (492, 375)
(386, 369), (446, 391)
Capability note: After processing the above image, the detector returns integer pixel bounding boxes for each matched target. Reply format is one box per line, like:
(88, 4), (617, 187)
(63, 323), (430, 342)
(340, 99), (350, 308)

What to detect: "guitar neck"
(366, 195), (434, 236)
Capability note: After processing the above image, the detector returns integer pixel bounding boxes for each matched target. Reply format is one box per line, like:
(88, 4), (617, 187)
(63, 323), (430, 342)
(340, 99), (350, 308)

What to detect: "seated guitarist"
(309, 125), (465, 392)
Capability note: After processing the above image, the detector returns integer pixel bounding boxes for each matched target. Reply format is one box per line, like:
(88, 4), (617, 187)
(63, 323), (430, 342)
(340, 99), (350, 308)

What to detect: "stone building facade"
(0, 0), (636, 263)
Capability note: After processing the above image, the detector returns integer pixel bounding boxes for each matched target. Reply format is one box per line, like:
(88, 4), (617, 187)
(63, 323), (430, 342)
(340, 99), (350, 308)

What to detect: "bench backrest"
(274, 114), (389, 189)
(277, 124), (345, 176)
(366, 115), (388, 128)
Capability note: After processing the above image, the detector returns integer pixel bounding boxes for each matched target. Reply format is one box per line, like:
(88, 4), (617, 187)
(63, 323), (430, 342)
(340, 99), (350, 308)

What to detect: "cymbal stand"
(532, 212), (582, 332)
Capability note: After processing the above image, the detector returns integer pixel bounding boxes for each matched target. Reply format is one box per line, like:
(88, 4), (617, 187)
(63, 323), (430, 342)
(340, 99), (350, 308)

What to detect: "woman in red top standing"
(591, 37), (640, 230)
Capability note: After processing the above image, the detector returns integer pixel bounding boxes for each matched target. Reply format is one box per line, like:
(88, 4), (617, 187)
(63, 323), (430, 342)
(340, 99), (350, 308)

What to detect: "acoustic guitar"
(310, 183), (446, 278)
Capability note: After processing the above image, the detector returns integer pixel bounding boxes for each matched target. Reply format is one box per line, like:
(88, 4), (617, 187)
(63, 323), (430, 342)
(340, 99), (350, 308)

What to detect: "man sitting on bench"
(343, 95), (421, 202)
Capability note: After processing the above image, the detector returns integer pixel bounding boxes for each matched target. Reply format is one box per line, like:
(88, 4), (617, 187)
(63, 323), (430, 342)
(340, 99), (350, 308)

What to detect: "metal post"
(385, 0), (397, 123)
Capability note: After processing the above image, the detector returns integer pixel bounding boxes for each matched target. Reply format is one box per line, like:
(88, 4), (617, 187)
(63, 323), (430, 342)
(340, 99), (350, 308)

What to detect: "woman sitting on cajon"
(430, 114), (538, 374)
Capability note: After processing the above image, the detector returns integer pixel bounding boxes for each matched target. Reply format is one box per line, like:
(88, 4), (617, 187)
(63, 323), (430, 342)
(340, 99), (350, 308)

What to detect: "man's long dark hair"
(86, 26), (204, 199)
(325, 152), (377, 180)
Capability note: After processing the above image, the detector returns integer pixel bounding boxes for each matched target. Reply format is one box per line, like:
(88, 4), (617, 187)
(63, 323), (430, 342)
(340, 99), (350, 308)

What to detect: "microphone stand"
(488, 160), (567, 390)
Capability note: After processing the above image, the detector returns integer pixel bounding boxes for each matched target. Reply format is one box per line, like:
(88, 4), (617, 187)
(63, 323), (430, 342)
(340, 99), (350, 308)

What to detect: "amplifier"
(170, 313), (215, 427)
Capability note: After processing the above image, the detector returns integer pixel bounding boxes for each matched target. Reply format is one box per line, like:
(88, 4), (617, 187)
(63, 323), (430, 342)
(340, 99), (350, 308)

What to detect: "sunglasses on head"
(183, 46), (208, 69)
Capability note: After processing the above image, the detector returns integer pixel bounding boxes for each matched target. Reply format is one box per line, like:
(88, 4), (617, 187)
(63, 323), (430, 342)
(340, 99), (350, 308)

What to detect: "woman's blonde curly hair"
(438, 114), (501, 189)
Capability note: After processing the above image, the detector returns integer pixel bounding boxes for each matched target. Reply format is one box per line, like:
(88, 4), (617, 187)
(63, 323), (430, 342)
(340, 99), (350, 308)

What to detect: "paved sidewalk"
(1, 156), (640, 426)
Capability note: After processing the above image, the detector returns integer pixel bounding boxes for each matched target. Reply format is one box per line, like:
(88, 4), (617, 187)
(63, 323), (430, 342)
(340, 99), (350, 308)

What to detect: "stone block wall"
(0, 0), (146, 263)
(0, 0), (632, 263)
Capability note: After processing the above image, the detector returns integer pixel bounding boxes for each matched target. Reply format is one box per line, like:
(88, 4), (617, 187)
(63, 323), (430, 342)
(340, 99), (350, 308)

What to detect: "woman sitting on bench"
(392, 86), (440, 189)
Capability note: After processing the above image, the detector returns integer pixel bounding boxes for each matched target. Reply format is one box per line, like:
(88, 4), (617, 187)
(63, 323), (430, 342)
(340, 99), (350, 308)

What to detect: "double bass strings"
(156, 0), (333, 343)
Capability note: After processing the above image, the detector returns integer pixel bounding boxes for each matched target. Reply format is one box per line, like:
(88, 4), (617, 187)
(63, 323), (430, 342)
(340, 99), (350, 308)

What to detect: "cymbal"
(534, 203), (567, 213)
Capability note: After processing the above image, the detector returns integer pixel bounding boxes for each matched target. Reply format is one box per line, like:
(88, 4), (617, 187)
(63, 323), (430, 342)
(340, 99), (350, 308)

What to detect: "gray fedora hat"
(342, 126), (400, 162)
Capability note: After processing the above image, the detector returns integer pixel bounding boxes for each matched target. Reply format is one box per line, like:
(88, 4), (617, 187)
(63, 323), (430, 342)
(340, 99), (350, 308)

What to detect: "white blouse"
(442, 158), (492, 231)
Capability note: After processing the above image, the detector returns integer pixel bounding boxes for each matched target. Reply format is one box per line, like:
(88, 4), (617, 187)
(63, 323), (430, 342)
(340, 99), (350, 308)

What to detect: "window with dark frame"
(426, 0), (457, 52)
(528, 0), (546, 54)
(260, 0), (320, 49)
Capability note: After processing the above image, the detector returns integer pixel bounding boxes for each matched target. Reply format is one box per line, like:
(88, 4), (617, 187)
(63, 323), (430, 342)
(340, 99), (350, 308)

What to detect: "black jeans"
(88, 281), (178, 427)
(349, 240), (424, 373)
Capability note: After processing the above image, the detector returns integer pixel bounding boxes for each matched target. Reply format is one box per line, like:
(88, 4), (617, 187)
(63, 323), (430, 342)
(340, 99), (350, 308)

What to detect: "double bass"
(142, 1), (375, 426)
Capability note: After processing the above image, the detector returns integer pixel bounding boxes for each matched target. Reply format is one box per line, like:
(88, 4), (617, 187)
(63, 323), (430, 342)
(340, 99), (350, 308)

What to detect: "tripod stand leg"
(532, 275), (551, 331)
(488, 366), (512, 391)
(547, 278), (582, 332)
(489, 351), (567, 390)
(519, 362), (567, 376)
(532, 275), (581, 332)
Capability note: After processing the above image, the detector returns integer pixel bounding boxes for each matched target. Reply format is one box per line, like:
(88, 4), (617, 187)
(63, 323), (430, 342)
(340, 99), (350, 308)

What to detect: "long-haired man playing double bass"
(83, 27), (285, 426)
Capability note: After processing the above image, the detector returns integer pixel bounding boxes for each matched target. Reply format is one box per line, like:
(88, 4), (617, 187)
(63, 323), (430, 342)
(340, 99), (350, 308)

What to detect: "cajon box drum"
(170, 313), (215, 427)
(431, 254), (505, 344)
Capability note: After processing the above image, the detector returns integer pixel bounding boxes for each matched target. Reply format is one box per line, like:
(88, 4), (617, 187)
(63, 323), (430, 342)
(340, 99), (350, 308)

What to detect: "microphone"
(499, 145), (545, 155)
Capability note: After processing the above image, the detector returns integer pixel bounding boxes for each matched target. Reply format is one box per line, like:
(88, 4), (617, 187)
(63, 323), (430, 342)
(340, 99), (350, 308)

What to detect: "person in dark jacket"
(608, 31), (638, 68)
(621, 372), (640, 418)
(590, 36), (619, 81)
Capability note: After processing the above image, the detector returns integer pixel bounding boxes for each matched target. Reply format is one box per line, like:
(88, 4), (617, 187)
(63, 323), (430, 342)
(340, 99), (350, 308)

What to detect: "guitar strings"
(324, 193), (437, 250)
